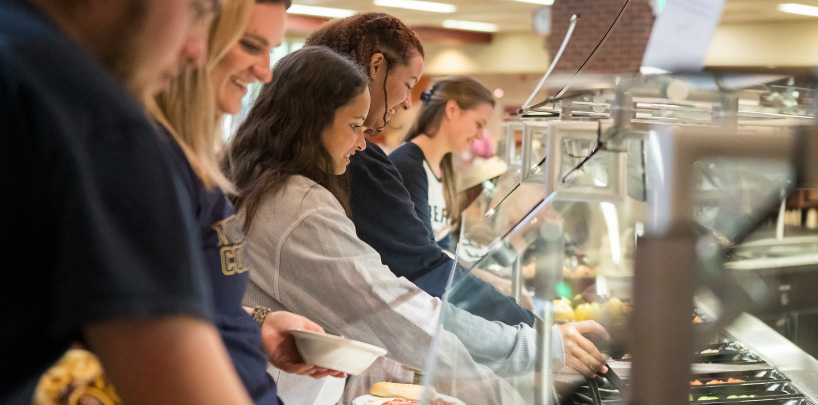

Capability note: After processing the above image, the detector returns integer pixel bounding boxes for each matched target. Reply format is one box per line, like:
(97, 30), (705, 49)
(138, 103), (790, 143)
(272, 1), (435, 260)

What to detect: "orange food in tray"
(690, 377), (745, 386)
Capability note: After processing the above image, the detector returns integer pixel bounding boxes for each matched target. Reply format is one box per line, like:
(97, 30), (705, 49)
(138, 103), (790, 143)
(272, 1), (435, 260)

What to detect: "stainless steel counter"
(723, 312), (818, 402)
(696, 290), (818, 401)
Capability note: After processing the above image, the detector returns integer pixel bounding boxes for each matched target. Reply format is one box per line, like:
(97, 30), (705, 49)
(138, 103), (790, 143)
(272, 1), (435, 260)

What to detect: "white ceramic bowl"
(290, 329), (387, 375)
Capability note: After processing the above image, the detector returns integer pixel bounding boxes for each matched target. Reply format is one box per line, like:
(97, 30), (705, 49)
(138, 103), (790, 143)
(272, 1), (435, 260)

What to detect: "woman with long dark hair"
(227, 44), (609, 405)
(304, 13), (543, 327)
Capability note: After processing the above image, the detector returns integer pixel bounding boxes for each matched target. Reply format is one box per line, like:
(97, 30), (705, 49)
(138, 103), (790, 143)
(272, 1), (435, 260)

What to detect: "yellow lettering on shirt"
(212, 215), (248, 276)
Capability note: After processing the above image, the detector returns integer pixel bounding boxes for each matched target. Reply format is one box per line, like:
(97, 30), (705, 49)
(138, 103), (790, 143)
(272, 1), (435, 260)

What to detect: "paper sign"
(641, 0), (725, 73)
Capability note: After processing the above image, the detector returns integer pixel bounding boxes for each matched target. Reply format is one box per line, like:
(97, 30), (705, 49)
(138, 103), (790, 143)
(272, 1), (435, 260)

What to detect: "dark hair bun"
(420, 91), (432, 102)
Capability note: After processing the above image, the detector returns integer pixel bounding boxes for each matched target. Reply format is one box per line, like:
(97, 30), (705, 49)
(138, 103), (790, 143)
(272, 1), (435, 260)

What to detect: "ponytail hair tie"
(420, 91), (432, 102)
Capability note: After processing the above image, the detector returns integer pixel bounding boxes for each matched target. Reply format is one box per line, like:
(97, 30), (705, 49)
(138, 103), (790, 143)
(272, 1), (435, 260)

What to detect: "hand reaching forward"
(558, 320), (610, 377)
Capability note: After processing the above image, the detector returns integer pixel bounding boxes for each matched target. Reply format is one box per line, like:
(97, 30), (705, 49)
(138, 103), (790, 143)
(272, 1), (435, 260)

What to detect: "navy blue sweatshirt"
(348, 140), (534, 326)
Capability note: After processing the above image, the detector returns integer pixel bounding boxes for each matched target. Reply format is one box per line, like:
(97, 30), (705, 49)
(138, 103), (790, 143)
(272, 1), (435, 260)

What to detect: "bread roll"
(370, 382), (437, 400)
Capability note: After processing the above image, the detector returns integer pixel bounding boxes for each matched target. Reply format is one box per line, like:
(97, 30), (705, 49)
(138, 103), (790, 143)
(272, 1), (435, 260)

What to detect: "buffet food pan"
(564, 392), (810, 405)
(695, 351), (766, 364)
(690, 369), (788, 386)
(566, 381), (801, 404)
(701, 398), (814, 405)
(564, 397), (812, 405)
(614, 341), (767, 364)
(699, 342), (748, 352)
(694, 342), (766, 365)
(582, 368), (787, 392)
(690, 381), (801, 402)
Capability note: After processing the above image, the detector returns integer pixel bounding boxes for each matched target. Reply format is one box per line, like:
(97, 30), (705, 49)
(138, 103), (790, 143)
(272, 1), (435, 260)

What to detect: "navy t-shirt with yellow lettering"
(157, 126), (280, 404)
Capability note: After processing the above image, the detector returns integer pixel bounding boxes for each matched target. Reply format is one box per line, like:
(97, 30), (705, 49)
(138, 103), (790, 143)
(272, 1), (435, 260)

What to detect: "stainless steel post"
(630, 229), (697, 405)
(512, 257), (523, 304)
(534, 223), (563, 405)
(560, 100), (573, 121)
(776, 196), (786, 241)
(521, 122), (534, 183)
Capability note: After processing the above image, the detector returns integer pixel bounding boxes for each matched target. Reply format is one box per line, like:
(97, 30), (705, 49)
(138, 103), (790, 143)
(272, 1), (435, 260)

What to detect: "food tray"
(587, 368), (786, 392)
(562, 393), (811, 405)
(694, 351), (766, 365)
(691, 381), (801, 402)
(699, 397), (813, 405)
(698, 342), (748, 353)
(564, 381), (802, 404)
(612, 341), (766, 364)
(690, 369), (788, 386)
(693, 310), (714, 323)
(611, 351), (767, 365)
(693, 342), (766, 365)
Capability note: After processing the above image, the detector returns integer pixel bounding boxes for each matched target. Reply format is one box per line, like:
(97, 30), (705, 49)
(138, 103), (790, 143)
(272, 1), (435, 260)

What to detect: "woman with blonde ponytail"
(390, 77), (537, 309)
(390, 75), (494, 251)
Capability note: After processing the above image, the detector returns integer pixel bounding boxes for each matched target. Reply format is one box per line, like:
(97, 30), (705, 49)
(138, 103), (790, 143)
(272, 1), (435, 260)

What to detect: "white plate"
(289, 329), (387, 375)
(352, 394), (465, 405)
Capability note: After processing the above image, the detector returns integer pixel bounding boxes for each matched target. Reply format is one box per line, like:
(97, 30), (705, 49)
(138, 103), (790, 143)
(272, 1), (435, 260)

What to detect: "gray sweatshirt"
(242, 175), (563, 405)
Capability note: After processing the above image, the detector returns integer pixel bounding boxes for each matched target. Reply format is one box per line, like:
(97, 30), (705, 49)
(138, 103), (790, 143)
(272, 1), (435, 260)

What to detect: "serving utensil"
(601, 365), (628, 393)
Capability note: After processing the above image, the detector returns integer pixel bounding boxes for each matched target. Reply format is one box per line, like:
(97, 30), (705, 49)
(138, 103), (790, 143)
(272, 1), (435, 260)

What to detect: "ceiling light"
(778, 3), (818, 17)
(374, 0), (456, 13)
(288, 5), (356, 18)
(442, 20), (498, 32)
(511, 0), (555, 5)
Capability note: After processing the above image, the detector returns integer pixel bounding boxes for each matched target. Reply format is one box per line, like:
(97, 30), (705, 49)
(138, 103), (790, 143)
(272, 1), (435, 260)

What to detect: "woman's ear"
(444, 99), (460, 120)
(369, 53), (385, 78)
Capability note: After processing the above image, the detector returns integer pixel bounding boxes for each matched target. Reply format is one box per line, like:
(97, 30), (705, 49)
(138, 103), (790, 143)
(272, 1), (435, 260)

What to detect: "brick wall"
(547, 0), (655, 74)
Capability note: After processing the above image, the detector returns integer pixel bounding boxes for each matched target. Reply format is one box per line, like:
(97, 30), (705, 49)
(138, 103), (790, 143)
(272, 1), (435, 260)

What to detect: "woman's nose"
(356, 131), (367, 151)
(180, 26), (209, 68)
(253, 54), (273, 83)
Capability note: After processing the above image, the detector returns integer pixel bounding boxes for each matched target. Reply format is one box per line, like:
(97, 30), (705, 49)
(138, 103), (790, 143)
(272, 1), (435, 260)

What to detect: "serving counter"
(722, 312), (818, 402)
(416, 72), (818, 405)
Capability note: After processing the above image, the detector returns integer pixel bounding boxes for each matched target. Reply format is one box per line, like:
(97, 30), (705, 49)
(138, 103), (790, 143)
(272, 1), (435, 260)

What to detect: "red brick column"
(547, 0), (655, 74)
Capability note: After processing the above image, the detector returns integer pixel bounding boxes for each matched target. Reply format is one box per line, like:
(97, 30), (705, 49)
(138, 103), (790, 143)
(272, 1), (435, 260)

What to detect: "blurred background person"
(391, 75), (494, 252)
(1, 0), (256, 403)
(390, 75), (533, 309)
